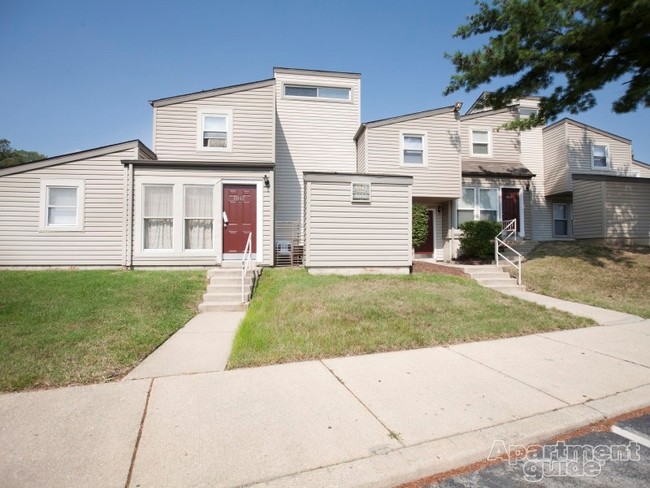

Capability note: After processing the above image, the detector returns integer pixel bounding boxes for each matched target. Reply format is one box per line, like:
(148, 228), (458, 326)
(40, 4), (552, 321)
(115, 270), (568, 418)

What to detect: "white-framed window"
(478, 188), (498, 221)
(470, 128), (491, 157)
(184, 185), (213, 250)
(143, 185), (174, 250)
(457, 187), (476, 225)
(553, 203), (570, 237)
(197, 108), (232, 151)
(591, 144), (610, 169)
(40, 179), (85, 231)
(519, 107), (538, 118)
(401, 133), (426, 165)
(284, 84), (350, 100)
(351, 182), (371, 202)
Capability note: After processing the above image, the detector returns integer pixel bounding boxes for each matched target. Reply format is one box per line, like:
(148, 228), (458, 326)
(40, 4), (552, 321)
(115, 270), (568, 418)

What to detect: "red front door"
(501, 188), (520, 232)
(223, 185), (256, 254)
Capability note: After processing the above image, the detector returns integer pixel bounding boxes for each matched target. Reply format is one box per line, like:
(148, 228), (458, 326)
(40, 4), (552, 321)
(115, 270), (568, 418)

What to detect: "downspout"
(127, 163), (134, 269)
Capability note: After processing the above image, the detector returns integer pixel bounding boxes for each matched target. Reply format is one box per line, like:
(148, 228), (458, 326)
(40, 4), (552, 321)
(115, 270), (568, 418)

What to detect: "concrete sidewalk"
(2, 316), (649, 487)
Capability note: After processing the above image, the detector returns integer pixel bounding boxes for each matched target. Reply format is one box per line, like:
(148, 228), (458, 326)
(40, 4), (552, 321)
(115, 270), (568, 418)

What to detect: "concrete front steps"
(461, 264), (525, 293)
(499, 239), (539, 262)
(198, 267), (260, 312)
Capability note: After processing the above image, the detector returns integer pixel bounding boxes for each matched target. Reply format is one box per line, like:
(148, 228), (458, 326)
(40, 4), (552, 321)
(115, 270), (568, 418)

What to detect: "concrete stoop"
(462, 264), (525, 293)
(198, 267), (260, 312)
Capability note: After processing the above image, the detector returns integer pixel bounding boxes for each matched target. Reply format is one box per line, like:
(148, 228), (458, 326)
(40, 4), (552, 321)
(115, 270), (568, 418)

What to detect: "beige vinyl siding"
(461, 177), (533, 238)
(153, 83), (275, 162)
(632, 161), (650, 178)
(566, 123), (633, 185)
(275, 72), (360, 227)
(365, 112), (461, 198)
(356, 129), (367, 173)
(543, 122), (569, 196)
(305, 179), (412, 268)
(461, 108), (520, 164)
(0, 147), (136, 266)
(520, 126), (553, 240)
(130, 166), (273, 266)
(604, 179), (650, 239)
(573, 180), (604, 238)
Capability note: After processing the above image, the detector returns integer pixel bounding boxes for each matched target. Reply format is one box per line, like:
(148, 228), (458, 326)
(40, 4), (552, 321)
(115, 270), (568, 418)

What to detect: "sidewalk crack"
(318, 360), (405, 447)
(125, 378), (154, 488)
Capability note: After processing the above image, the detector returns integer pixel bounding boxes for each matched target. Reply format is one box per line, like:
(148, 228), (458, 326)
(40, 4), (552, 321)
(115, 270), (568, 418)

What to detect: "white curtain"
(184, 186), (213, 250)
(144, 185), (173, 249)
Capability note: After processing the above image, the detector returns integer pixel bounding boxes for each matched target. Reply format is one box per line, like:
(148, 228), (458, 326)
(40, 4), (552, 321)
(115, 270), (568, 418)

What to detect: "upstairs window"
(198, 109), (232, 151)
(401, 133), (426, 165)
(591, 145), (610, 169)
(471, 129), (491, 156)
(40, 180), (85, 231)
(284, 85), (350, 100)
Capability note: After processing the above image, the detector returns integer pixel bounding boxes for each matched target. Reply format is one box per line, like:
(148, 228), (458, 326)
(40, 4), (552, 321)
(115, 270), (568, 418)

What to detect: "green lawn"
(523, 242), (650, 318)
(0, 270), (205, 391)
(227, 268), (593, 369)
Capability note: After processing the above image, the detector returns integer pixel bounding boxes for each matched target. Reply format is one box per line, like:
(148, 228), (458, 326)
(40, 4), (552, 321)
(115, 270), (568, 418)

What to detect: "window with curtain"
(203, 115), (228, 148)
(479, 188), (498, 221)
(457, 187), (476, 225)
(143, 185), (173, 250)
(184, 186), (213, 250)
(47, 186), (78, 226)
(402, 135), (424, 164)
(471, 129), (490, 156)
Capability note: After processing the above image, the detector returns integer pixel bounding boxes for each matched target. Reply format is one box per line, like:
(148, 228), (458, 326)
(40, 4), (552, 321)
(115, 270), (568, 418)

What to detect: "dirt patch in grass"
(413, 261), (468, 278)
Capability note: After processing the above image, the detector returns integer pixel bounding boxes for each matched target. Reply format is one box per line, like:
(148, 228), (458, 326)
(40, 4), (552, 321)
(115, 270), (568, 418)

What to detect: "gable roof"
(354, 106), (456, 140)
(543, 118), (631, 144)
(150, 79), (275, 108)
(0, 140), (155, 177)
(633, 159), (649, 169)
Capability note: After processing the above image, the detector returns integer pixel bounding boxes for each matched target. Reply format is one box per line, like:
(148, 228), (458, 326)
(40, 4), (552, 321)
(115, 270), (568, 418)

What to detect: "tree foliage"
(0, 139), (46, 168)
(412, 203), (430, 248)
(445, 0), (650, 129)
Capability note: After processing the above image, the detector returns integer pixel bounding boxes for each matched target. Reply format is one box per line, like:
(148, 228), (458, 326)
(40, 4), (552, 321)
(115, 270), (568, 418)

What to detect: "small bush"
(459, 220), (502, 260)
(412, 203), (429, 248)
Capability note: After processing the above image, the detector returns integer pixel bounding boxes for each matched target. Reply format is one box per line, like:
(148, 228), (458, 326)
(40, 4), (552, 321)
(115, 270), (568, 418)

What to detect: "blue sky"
(1, 0), (648, 162)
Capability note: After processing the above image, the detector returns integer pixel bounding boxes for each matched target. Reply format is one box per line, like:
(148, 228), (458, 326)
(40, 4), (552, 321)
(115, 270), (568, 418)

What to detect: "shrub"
(459, 220), (502, 260)
(412, 203), (429, 248)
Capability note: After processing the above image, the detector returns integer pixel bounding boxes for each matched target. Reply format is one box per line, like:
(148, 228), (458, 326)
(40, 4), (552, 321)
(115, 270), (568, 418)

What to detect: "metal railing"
(241, 232), (253, 303)
(494, 219), (522, 285)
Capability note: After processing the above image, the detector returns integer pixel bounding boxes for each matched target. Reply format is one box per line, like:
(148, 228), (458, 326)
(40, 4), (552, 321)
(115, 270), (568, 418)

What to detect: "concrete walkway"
(124, 311), (245, 380)
(2, 318), (650, 487)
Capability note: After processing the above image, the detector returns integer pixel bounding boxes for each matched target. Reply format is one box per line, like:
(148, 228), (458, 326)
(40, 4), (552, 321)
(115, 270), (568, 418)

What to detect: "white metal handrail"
(495, 219), (522, 285)
(241, 232), (253, 303)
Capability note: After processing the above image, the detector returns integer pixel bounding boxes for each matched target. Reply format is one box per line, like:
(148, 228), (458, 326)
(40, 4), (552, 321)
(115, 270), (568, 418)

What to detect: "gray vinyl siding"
(275, 72), (360, 227)
(356, 129), (367, 173)
(130, 166), (273, 267)
(0, 147), (136, 266)
(461, 177), (533, 238)
(566, 123), (634, 185)
(461, 108), (520, 165)
(305, 180), (412, 268)
(542, 123), (569, 196)
(365, 112), (461, 198)
(153, 83), (275, 162)
(573, 180), (603, 238)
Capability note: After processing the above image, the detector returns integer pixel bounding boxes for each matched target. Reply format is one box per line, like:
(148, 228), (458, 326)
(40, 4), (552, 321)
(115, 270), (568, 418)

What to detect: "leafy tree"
(0, 139), (46, 168)
(445, 0), (650, 129)
(412, 203), (430, 248)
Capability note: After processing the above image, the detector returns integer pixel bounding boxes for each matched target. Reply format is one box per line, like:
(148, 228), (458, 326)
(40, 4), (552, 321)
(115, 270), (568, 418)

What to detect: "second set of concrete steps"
(461, 264), (525, 293)
(198, 265), (260, 312)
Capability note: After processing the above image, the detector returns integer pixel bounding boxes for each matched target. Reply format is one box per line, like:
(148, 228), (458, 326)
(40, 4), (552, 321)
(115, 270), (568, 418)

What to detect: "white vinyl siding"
(0, 147), (137, 266)
(153, 83), (275, 162)
(520, 125), (552, 239)
(365, 111), (461, 198)
(274, 71), (360, 227)
(304, 177), (412, 269)
(130, 166), (273, 267)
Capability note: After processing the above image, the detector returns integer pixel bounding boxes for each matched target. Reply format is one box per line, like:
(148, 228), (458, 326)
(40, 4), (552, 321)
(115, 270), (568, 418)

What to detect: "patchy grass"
(523, 241), (650, 318)
(228, 268), (593, 369)
(0, 270), (205, 391)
